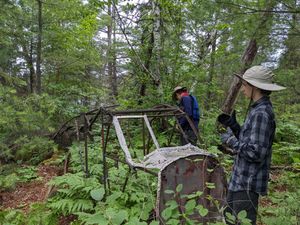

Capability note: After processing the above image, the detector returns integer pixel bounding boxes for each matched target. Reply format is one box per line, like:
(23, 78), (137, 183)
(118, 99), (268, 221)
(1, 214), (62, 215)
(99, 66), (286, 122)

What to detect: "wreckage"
(53, 104), (227, 224)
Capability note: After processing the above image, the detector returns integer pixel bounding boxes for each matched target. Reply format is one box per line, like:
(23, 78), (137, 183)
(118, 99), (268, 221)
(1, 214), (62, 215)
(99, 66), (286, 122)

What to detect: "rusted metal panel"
(157, 154), (227, 224)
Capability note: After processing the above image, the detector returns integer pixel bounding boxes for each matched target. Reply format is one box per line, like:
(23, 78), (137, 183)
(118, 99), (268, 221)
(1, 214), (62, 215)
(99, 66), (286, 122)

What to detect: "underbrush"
(0, 109), (299, 225)
(0, 165), (38, 192)
(259, 171), (300, 225)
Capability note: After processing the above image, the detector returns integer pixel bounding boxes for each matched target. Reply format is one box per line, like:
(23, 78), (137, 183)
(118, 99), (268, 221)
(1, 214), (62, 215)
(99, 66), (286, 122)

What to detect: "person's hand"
(217, 111), (237, 127)
(217, 113), (231, 127)
(217, 110), (240, 137)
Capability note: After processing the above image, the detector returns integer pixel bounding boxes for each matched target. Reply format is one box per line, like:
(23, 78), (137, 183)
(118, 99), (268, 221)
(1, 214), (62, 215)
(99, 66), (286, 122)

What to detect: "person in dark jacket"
(217, 66), (286, 225)
(173, 86), (200, 145)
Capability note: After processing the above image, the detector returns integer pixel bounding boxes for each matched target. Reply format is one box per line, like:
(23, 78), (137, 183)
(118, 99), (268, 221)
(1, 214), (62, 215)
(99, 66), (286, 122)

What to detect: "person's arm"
(221, 112), (273, 162)
(178, 96), (193, 127)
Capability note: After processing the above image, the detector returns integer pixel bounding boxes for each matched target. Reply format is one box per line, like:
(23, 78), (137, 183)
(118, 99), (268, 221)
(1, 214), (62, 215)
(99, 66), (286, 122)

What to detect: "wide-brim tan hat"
(235, 66), (286, 91)
(172, 86), (187, 100)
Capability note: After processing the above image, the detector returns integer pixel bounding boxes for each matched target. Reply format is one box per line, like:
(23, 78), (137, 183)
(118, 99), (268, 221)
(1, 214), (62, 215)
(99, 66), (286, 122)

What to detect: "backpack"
(190, 95), (200, 121)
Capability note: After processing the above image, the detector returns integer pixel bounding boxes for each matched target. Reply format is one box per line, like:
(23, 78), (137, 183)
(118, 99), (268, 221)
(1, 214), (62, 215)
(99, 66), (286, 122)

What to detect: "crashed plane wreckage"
(52, 104), (227, 224)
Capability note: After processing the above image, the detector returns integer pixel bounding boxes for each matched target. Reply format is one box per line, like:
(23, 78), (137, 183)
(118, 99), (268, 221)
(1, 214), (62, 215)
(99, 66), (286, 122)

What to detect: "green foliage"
(15, 166), (38, 182)
(76, 208), (129, 225)
(0, 209), (25, 225)
(90, 188), (105, 201)
(0, 165), (38, 191)
(0, 203), (57, 225)
(275, 122), (300, 143)
(260, 190), (300, 225)
(0, 173), (19, 191)
(47, 173), (99, 215)
(0, 1), (299, 225)
(26, 203), (58, 225)
(272, 121), (300, 166)
(14, 136), (56, 165)
(0, 88), (62, 164)
(45, 141), (157, 224)
(162, 184), (221, 225)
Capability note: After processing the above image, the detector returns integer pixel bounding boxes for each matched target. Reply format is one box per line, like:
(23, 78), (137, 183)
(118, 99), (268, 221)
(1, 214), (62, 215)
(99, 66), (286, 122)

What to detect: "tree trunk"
(221, 39), (258, 114)
(221, 3), (276, 114)
(206, 30), (217, 109)
(35, 0), (42, 94)
(139, 27), (154, 98)
(112, 3), (117, 96)
(152, 0), (163, 101)
(107, 0), (117, 99)
(22, 40), (35, 93)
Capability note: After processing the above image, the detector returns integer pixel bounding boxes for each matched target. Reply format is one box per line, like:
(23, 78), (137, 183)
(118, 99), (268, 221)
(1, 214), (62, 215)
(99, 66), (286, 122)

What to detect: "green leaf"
(225, 212), (235, 223)
(149, 221), (159, 225)
(197, 205), (208, 217)
(176, 184), (183, 193)
(85, 213), (108, 225)
(165, 190), (175, 194)
(186, 191), (203, 199)
(205, 182), (215, 189)
(166, 200), (178, 210)
(162, 207), (173, 220)
(111, 210), (128, 225)
(237, 210), (247, 219)
(185, 200), (196, 213)
(90, 188), (105, 201)
(166, 218), (179, 225)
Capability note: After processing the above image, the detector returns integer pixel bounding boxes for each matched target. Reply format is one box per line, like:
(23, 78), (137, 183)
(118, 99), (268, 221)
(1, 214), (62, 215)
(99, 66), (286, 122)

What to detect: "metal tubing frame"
(101, 115), (111, 197)
(114, 114), (160, 161)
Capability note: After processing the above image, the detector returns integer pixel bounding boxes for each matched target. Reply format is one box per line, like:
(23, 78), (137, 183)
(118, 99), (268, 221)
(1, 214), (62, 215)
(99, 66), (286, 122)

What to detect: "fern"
(48, 198), (94, 215)
(48, 172), (99, 199)
(46, 171), (102, 217)
(26, 203), (58, 225)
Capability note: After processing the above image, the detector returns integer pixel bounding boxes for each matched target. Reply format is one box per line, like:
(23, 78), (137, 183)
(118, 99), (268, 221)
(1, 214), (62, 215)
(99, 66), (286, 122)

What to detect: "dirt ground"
(0, 164), (79, 224)
(0, 164), (62, 212)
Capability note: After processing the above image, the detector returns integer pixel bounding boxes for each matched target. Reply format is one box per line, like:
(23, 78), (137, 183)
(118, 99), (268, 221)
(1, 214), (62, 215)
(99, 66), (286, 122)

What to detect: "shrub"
(14, 136), (57, 165)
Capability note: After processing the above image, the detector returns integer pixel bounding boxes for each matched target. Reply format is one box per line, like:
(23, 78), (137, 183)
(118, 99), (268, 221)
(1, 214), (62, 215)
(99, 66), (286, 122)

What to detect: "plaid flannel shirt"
(225, 96), (275, 195)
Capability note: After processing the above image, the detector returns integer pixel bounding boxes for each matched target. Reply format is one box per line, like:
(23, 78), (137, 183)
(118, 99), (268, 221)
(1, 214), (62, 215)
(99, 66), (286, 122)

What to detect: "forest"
(0, 0), (299, 224)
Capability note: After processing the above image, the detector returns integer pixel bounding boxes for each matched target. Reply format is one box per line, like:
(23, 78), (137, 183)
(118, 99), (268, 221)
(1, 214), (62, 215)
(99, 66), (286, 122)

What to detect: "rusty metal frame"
(53, 104), (226, 224)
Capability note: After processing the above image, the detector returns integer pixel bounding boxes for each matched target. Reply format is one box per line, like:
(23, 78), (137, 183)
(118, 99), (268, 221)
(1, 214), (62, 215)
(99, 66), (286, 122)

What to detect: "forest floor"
(0, 164), (61, 212)
(0, 164), (77, 224)
(0, 163), (294, 225)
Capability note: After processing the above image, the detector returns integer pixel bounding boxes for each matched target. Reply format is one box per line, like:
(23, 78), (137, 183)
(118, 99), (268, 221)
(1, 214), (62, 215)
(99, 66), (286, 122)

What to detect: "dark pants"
(225, 191), (259, 225)
(180, 129), (197, 145)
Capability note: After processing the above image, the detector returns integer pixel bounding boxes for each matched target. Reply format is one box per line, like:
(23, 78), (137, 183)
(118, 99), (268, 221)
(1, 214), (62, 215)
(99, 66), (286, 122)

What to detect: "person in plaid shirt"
(217, 66), (286, 225)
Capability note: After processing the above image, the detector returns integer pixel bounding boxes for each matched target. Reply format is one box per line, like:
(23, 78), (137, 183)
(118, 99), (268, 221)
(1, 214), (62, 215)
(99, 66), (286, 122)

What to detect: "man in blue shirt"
(217, 66), (286, 225)
(173, 86), (200, 145)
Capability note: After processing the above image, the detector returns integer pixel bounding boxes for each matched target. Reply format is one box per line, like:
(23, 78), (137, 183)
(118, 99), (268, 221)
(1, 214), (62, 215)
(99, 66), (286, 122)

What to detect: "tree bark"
(36, 0), (42, 94)
(152, 0), (163, 101)
(112, 3), (118, 96)
(139, 26), (154, 98)
(206, 30), (217, 109)
(107, 0), (118, 99)
(22, 40), (35, 93)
